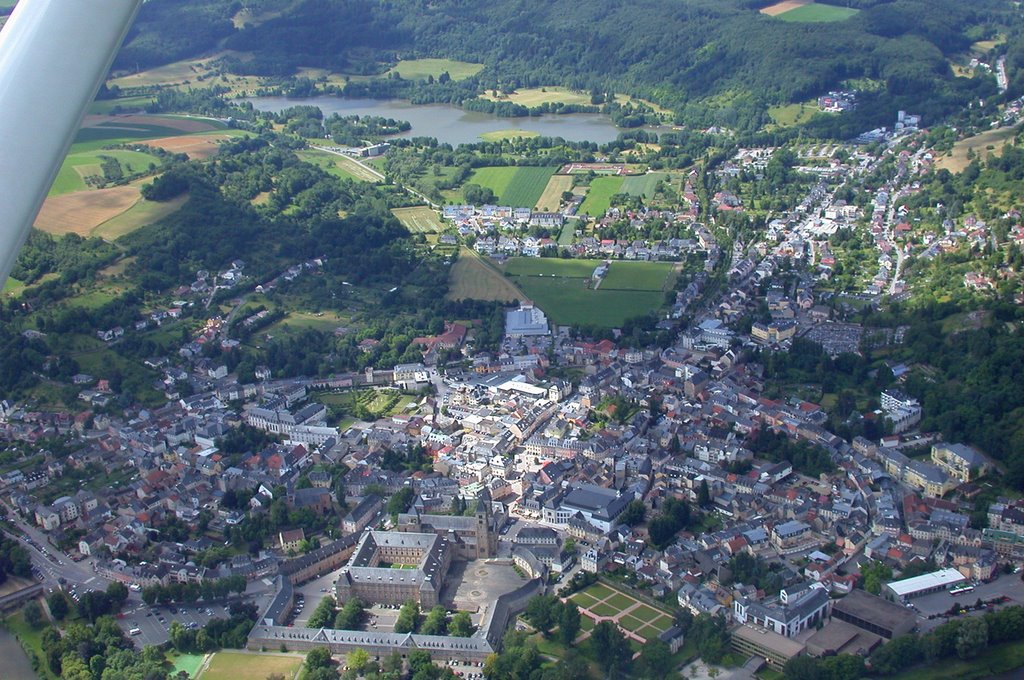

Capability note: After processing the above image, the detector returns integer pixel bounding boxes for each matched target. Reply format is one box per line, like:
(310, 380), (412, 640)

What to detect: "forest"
(112, 0), (1014, 132)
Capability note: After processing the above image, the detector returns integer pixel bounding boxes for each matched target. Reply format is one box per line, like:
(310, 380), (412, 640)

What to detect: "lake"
(243, 96), (622, 146)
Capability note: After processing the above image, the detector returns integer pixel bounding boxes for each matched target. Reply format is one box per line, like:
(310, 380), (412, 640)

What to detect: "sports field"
(620, 172), (668, 199)
(578, 176), (624, 216)
(568, 582), (675, 643)
(448, 247), (527, 303)
(776, 2), (859, 22)
(600, 261), (675, 291)
(503, 258), (670, 327)
(198, 651), (303, 680)
(467, 166), (558, 207)
(391, 206), (444, 233)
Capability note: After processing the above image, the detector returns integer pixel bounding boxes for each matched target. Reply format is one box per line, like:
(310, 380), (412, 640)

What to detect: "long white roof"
(886, 568), (965, 597)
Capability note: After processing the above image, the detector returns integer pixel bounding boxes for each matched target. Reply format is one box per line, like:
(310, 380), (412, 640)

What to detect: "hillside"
(113, 0), (1012, 131)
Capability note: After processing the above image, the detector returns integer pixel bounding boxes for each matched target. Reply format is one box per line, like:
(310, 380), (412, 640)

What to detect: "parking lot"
(121, 600), (233, 648)
(911, 574), (1024, 632)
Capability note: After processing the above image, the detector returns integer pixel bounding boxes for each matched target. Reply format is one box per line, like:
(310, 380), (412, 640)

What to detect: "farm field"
(480, 87), (669, 115)
(600, 261), (675, 291)
(936, 126), (1017, 172)
(578, 176), (624, 216)
(759, 0), (811, 15)
(620, 172), (668, 198)
(503, 258), (665, 327)
(387, 58), (485, 81)
(535, 174), (574, 212)
(197, 651), (304, 680)
(777, 2), (859, 22)
(144, 132), (238, 160)
(448, 247), (527, 302)
(35, 186), (141, 236)
(88, 95), (156, 115)
(468, 166), (558, 207)
(392, 206), (444, 233)
(50, 149), (163, 195)
(568, 582), (675, 643)
(92, 193), (190, 241)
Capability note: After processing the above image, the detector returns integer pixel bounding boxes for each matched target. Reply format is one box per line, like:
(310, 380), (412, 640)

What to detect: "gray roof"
(561, 484), (630, 521)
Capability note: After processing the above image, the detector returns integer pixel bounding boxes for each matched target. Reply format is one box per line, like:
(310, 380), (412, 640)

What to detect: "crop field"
(391, 206), (444, 233)
(578, 176), (624, 216)
(468, 166), (558, 207)
(480, 86), (593, 107)
(448, 248), (527, 302)
(144, 132), (239, 160)
(600, 261), (675, 291)
(503, 258), (665, 327)
(759, 0), (812, 15)
(387, 58), (485, 81)
(92, 193), (190, 241)
(568, 582), (675, 643)
(35, 186), (141, 236)
(198, 651), (303, 680)
(777, 2), (859, 22)
(535, 174), (574, 211)
(620, 172), (668, 198)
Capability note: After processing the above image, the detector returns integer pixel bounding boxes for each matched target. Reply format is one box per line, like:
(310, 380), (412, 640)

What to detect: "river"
(242, 96), (622, 146)
(0, 628), (39, 680)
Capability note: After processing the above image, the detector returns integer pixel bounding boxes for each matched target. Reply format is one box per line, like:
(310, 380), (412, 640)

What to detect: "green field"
(505, 257), (600, 278)
(767, 102), (820, 127)
(89, 95), (157, 115)
(198, 651), (304, 680)
(601, 261), (675, 291)
(515, 276), (663, 327)
(92, 193), (189, 240)
(578, 176), (624, 216)
(778, 3), (859, 22)
(296, 149), (368, 182)
(467, 166), (558, 207)
(387, 58), (485, 81)
(448, 247), (527, 302)
(391, 206), (444, 233)
(620, 173), (668, 198)
(51, 149), (163, 195)
(73, 122), (188, 148)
